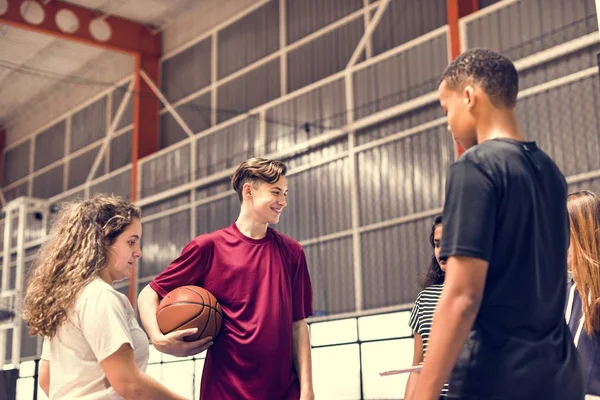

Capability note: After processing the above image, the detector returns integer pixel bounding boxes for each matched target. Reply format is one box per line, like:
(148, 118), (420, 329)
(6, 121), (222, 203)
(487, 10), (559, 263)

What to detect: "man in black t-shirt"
(408, 48), (584, 400)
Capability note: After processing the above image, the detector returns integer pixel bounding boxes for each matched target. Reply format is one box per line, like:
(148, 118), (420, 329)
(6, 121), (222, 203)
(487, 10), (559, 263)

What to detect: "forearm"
(292, 320), (313, 395)
(414, 292), (480, 399)
(404, 372), (418, 399)
(39, 360), (50, 396)
(137, 285), (163, 342)
(119, 371), (187, 400)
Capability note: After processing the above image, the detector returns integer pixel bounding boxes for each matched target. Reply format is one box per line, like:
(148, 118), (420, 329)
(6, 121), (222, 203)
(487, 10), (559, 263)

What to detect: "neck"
(97, 269), (113, 286)
(235, 209), (268, 239)
(475, 107), (525, 144)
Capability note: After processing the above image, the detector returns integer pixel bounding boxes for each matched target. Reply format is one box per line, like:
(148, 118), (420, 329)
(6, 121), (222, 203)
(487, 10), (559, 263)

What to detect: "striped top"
(408, 284), (448, 397)
(566, 280), (600, 396)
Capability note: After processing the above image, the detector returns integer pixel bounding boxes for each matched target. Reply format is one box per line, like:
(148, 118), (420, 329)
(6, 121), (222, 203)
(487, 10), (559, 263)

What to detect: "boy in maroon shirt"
(138, 157), (314, 400)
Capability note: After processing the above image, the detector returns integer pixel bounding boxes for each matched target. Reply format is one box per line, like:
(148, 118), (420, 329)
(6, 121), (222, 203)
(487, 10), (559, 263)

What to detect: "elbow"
(453, 292), (482, 317)
(111, 375), (145, 400)
(38, 361), (50, 395)
(39, 375), (49, 395)
(293, 319), (307, 331)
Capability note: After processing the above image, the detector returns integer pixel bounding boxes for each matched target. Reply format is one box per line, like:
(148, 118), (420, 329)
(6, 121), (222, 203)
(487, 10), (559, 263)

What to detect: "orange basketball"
(156, 286), (223, 342)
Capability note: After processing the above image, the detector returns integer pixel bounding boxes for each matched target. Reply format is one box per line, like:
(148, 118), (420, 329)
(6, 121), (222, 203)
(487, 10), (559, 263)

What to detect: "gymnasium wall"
(1, 0), (599, 377)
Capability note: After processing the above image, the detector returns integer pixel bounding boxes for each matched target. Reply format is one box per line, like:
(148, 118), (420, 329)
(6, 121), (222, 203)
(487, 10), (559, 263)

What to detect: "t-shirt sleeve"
(408, 293), (421, 334)
(292, 247), (313, 321)
(149, 239), (211, 298)
(440, 159), (497, 263)
(79, 289), (134, 363)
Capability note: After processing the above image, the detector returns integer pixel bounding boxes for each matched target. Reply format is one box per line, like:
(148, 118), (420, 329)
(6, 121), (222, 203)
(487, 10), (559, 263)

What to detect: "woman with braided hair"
(23, 195), (192, 399)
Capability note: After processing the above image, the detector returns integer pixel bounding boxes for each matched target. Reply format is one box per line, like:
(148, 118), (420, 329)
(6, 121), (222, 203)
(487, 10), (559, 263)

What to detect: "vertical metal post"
(11, 203), (26, 366)
(211, 33), (218, 127)
(344, 71), (363, 312)
(190, 128), (198, 239)
(64, 116), (72, 192)
(279, 0), (288, 96)
(27, 138), (34, 197)
(105, 92), (113, 174)
(0, 209), (12, 366)
(258, 110), (267, 156)
(595, 0), (600, 34)
(362, 0), (373, 59)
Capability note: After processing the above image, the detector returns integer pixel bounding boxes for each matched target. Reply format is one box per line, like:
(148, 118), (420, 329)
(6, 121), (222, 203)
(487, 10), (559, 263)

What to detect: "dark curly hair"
(439, 48), (518, 108)
(421, 214), (445, 288)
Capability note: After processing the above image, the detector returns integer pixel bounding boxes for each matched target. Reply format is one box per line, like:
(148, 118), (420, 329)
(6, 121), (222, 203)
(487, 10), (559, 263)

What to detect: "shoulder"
(462, 139), (520, 161)
(451, 145), (499, 178)
(270, 229), (304, 257)
(188, 230), (224, 250)
(78, 279), (121, 300)
(420, 284), (444, 301)
(76, 279), (129, 312)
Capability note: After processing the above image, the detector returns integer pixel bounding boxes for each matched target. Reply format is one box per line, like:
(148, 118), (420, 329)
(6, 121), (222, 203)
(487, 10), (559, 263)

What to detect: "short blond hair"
(231, 158), (287, 202)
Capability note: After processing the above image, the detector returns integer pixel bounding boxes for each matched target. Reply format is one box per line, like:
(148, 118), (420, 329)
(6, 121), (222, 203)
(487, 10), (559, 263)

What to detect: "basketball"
(156, 285), (223, 342)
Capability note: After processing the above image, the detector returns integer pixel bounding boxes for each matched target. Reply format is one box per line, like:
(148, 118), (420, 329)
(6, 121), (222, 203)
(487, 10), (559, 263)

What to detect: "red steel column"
(447, 0), (478, 157)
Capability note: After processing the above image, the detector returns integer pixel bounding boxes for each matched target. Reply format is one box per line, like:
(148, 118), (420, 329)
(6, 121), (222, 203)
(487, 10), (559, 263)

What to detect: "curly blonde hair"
(23, 195), (141, 338)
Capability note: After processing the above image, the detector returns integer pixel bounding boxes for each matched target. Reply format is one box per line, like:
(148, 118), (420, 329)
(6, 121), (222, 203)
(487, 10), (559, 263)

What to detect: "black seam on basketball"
(206, 296), (214, 338)
(180, 287), (221, 311)
(183, 286), (221, 323)
(159, 301), (205, 310)
(169, 310), (204, 333)
(168, 304), (221, 333)
(183, 286), (206, 299)
(195, 290), (211, 338)
(212, 301), (217, 338)
(199, 290), (212, 337)
(159, 304), (222, 332)
(166, 287), (221, 335)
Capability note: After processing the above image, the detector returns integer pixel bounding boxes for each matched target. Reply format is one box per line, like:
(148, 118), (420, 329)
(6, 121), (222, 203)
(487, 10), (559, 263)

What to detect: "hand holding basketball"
(151, 327), (213, 358)
(153, 286), (223, 357)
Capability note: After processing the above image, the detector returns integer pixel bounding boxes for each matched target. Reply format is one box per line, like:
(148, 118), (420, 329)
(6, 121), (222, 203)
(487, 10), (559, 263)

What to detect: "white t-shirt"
(41, 278), (150, 399)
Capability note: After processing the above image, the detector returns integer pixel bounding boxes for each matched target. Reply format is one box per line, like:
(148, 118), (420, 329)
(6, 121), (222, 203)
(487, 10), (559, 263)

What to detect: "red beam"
(129, 54), (160, 309)
(131, 54), (160, 205)
(0, 127), (5, 187)
(0, 0), (160, 56)
(135, 58), (161, 162)
(447, 0), (478, 158)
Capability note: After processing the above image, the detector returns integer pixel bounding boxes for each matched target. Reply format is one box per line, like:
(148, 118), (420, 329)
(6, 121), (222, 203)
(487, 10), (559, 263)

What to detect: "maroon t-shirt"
(149, 222), (313, 400)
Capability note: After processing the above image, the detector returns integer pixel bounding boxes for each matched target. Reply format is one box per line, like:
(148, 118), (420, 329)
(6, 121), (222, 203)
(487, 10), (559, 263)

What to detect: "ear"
(464, 85), (477, 111)
(242, 182), (253, 199)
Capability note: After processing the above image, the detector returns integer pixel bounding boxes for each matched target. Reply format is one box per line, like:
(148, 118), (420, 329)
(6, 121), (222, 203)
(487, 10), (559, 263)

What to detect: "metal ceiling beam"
(0, 0), (161, 205)
(0, 0), (160, 56)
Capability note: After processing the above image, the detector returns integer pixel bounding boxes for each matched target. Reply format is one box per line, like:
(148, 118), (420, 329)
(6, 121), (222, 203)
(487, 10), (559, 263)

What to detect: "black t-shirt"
(440, 138), (584, 400)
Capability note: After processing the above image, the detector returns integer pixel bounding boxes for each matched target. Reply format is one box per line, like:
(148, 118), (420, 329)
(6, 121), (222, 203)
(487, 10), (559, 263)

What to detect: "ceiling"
(0, 0), (259, 146)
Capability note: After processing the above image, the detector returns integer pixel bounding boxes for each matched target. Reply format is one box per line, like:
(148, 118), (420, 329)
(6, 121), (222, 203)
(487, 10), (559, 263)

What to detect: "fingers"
(162, 329), (214, 356)
(182, 336), (213, 355)
(190, 336), (213, 346)
(186, 338), (213, 356)
(168, 328), (198, 340)
(185, 336), (213, 350)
